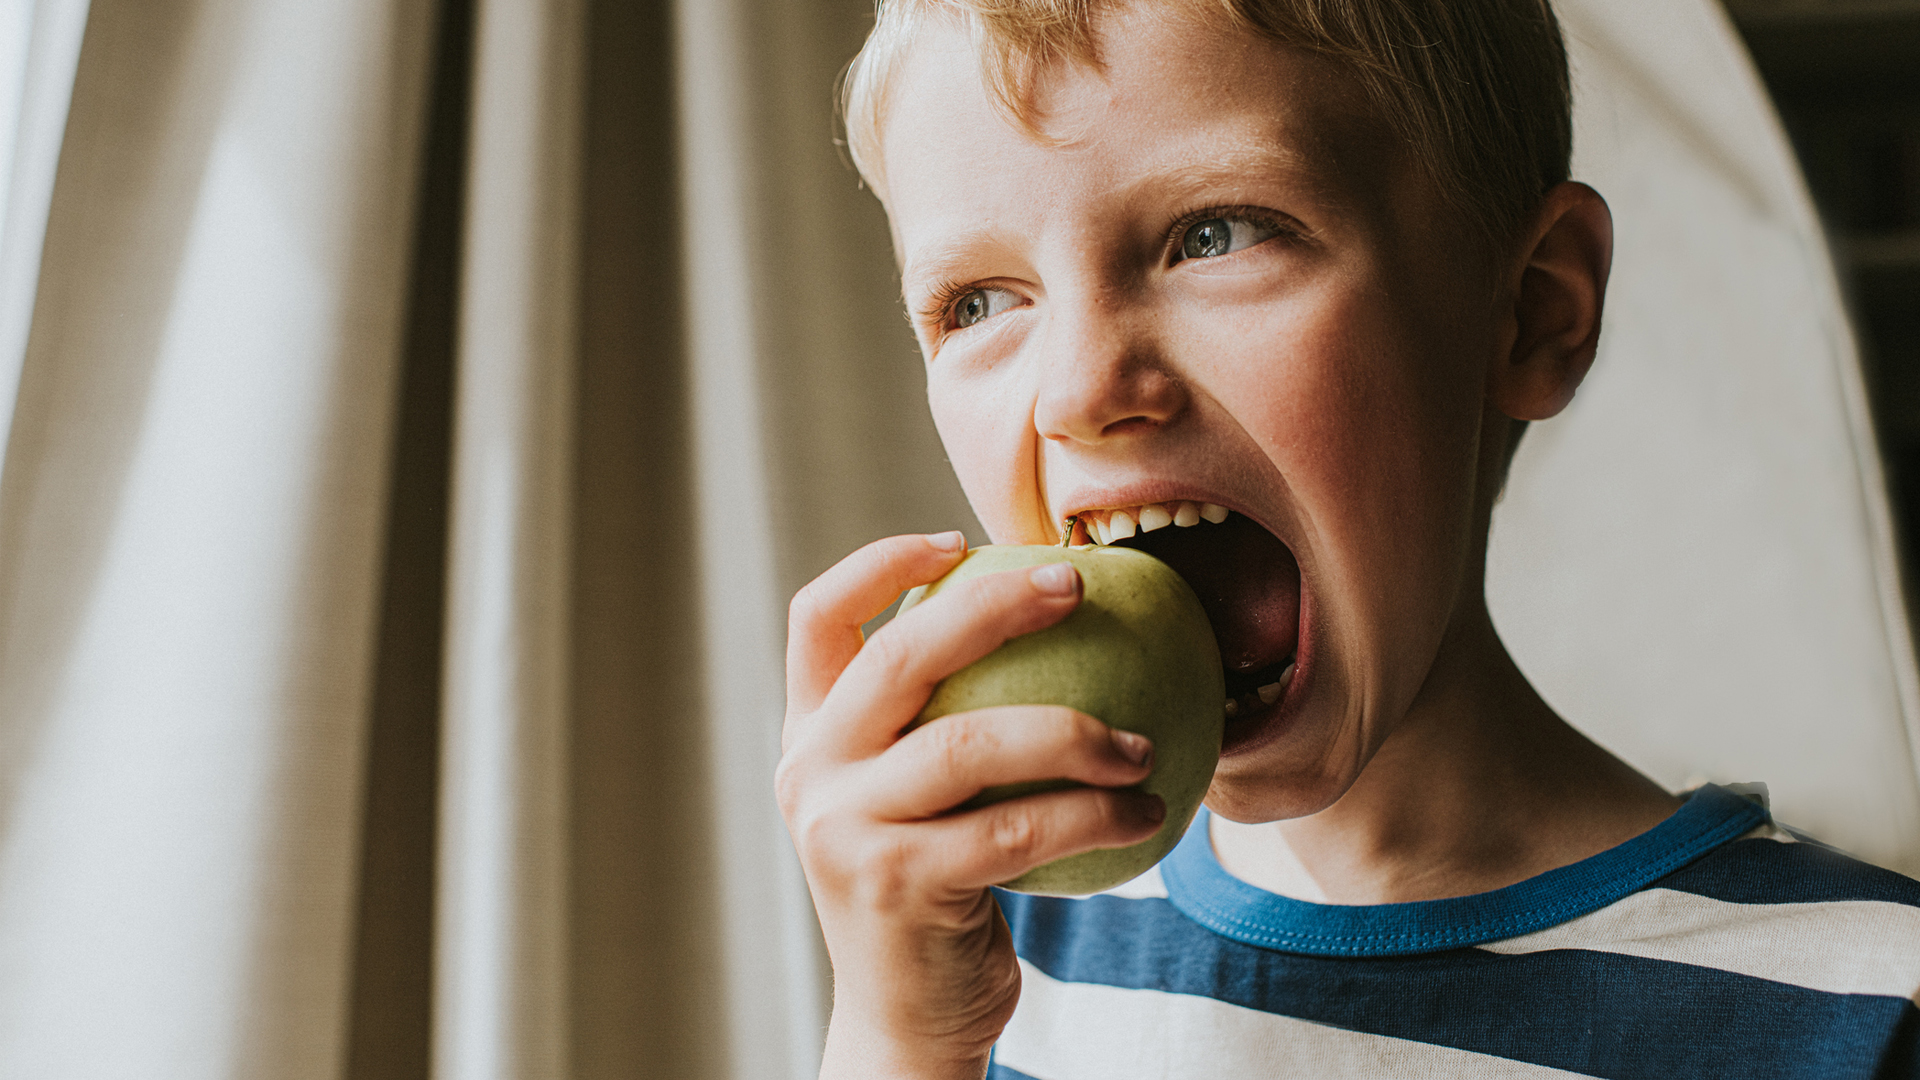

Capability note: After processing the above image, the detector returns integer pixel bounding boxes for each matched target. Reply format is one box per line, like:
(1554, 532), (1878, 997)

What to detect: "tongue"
(1117, 514), (1300, 676)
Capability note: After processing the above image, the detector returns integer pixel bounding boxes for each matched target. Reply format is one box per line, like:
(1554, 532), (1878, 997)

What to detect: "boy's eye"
(950, 286), (1021, 329)
(1180, 216), (1282, 260)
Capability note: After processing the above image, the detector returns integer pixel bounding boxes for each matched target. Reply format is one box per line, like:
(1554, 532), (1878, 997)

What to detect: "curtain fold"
(563, 3), (726, 1076)
(0, 0), (436, 1075)
(434, 0), (582, 1076)
(0, 0), (89, 463)
(672, 0), (829, 1075)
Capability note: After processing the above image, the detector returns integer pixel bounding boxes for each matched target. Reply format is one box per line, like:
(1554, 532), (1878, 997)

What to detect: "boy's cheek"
(1236, 324), (1486, 600)
(927, 372), (1050, 545)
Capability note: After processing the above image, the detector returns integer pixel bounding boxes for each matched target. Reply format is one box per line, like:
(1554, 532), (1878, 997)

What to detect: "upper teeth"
(1076, 502), (1229, 545)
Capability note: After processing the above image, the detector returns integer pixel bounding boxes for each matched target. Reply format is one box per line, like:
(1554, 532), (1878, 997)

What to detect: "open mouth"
(1072, 501), (1302, 740)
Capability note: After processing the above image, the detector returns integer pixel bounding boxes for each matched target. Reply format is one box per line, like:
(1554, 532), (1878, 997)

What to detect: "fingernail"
(1135, 794), (1166, 825)
(1112, 729), (1153, 767)
(930, 530), (967, 552)
(1030, 562), (1079, 597)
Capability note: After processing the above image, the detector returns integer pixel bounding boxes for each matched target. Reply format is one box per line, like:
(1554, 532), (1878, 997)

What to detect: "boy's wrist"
(820, 1021), (993, 1080)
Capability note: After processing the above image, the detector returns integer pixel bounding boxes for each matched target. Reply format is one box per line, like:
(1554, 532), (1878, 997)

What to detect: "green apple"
(898, 543), (1224, 895)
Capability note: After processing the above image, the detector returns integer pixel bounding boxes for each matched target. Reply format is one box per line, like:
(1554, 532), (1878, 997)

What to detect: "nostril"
(1099, 416), (1162, 438)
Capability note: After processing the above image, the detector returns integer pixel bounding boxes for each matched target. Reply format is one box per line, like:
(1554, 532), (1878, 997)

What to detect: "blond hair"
(842, 0), (1572, 245)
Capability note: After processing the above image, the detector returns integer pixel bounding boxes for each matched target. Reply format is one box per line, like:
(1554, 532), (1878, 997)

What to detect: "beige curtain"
(0, 0), (1910, 1077)
(0, 0), (437, 1074)
(0, 0), (970, 1075)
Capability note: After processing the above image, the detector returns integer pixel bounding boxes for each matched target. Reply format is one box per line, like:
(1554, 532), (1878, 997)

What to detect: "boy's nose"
(1032, 296), (1186, 445)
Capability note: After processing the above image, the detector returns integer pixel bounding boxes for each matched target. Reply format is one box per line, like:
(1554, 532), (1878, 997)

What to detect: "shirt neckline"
(1158, 784), (1767, 957)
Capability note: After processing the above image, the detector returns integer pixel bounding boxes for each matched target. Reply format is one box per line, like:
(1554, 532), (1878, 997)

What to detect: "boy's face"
(882, 4), (1515, 823)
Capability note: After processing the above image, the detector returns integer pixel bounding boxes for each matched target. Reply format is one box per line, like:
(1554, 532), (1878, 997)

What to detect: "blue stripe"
(986, 1063), (1041, 1080)
(1158, 785), (1766, 957)
(999, 891), (1918, 1079)
(1884, 1009), (1920, 1078)
(1654, 836), (1920, 908)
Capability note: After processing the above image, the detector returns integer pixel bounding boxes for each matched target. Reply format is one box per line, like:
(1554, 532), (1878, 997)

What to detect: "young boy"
(776, 1), (1920, 1076)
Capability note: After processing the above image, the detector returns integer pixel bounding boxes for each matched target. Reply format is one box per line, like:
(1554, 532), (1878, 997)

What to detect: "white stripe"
(996, 959), (1586, 1080)
(1479, 887), (1920, 1001)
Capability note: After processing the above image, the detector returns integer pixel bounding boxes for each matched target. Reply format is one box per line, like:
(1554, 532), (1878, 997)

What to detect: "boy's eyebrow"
(902, 138), (1336, 286)
(898, 137), (1351, 299)
(900, 233), (1012, 299)
(1133, 139), (1317, 199)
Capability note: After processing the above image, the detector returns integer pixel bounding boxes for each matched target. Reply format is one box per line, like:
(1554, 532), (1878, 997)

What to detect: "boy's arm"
(779, 533), (1164, 1080)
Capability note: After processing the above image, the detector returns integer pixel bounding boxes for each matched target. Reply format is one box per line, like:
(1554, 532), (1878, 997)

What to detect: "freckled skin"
(890, 11), (1492, 823)
(883, 3), (1677, 898)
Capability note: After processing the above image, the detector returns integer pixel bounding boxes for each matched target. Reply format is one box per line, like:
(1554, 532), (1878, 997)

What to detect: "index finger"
(785, 531), (970, 717)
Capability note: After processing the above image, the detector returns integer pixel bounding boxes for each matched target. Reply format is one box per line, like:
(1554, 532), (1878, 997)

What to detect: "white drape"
(0, 0), (435, 1073)
(0, 0), (86, 457)
(436, 0), (581, 1076)
(0, 0), (1910, 1076)
(1488, 0), (1920, 875)
(672, 0), (830, 1074)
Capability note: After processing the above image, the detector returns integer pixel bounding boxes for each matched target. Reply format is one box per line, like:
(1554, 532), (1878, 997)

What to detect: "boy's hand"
(779, 532), (1164, 1080)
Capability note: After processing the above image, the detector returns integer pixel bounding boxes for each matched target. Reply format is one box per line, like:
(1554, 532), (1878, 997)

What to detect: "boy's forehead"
(879, 5), (1409, 271)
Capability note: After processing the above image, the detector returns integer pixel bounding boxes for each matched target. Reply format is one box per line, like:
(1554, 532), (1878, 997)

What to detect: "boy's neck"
(1210, 602), (1681, 905)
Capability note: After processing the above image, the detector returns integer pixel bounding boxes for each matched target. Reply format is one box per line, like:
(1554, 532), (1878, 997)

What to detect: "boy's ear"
(1490, 182), (1614, 421)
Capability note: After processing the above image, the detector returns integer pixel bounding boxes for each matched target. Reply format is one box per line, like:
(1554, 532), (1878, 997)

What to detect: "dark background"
(1730, 0), (1920, 585)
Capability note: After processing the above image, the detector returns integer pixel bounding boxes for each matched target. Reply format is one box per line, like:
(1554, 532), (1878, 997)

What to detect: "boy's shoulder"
(990, 793), (1920, 1080)
(1650, 821), (1920, 908)
(1635, 814), (1920, 907)
(1470, 824), (1920, 1005)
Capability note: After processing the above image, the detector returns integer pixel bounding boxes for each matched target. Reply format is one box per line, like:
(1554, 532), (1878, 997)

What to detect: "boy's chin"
(1200, 653), (1372, 826)
(1202, 758), (1354, 825)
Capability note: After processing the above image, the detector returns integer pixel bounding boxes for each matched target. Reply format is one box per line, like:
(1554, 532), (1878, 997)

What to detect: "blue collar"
(1159, 785), (1767, 957)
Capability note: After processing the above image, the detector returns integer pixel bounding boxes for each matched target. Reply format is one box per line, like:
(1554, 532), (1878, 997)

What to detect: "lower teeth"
(1223, 660), (1296, 719)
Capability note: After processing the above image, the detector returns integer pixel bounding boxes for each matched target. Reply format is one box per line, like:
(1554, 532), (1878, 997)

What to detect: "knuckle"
(989, 805), (1044, 863)
(773, 755), (806, 816)
(787, 580), (826, 633)
(1036, 708), (1102, 763)
(858, 627), (914, 684)
(955, 576), (1009, 623)
(787, 815), (832, 877)
(787, 801), (859, 885)
(926, 716), (987, 775)
(1069, 708), (1110, 739)
(1051, 707), (1103, 746)
(780, 788), (828, 852)
(847, 833), (915, 910)
(778, 773), (923, 911)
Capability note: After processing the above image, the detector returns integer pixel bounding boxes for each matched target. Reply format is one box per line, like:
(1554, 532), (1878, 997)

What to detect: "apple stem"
(1060, 516), (1078, 548)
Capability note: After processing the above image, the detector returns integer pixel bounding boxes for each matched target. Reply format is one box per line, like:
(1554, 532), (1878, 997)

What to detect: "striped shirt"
(989, 786), (1920, 1079)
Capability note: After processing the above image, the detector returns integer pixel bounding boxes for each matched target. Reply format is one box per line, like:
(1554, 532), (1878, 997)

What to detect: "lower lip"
(1218, 582), (1312, 759)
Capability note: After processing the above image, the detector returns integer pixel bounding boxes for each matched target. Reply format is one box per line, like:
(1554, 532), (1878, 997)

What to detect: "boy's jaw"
(1058, 495), (1307, 756)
